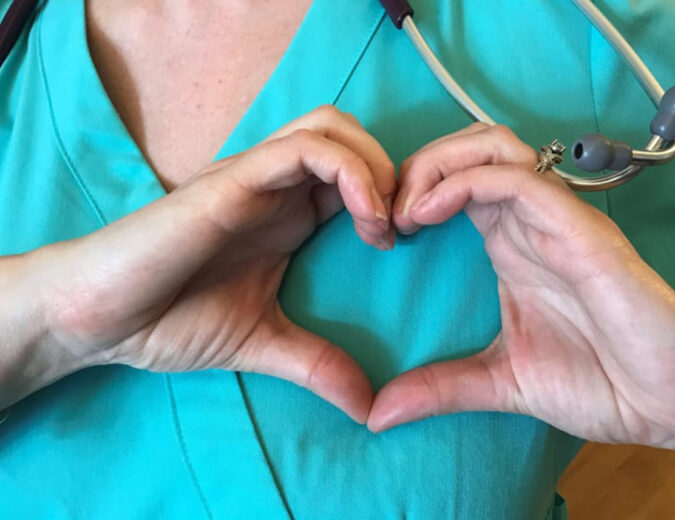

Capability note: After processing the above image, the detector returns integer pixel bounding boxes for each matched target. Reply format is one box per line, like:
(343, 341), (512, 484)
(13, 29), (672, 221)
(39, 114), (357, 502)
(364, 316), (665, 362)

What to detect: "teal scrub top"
(1, 0), (674, 518)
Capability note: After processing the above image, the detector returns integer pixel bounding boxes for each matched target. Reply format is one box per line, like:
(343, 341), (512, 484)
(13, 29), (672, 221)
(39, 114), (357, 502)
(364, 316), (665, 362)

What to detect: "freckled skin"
(87, 0), (314, 190)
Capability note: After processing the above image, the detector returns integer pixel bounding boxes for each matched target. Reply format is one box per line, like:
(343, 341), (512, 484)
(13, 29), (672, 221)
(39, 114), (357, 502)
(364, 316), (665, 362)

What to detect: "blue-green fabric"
(0, 0), (673, 518)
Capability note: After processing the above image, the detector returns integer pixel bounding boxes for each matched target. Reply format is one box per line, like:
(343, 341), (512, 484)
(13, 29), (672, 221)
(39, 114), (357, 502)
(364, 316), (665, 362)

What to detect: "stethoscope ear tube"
(572, 87), (675, 173)
(0, 0), (39, 69)
(388, 0), (671, 191)
(379, 0), (414, 29)
(651, 87), (675, 141)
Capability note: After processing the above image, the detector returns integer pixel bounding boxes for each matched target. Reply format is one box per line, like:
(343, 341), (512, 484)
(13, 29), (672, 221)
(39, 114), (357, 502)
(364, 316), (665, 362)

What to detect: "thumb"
(243, 316), (374, 424)
(367, 337), (522, 432)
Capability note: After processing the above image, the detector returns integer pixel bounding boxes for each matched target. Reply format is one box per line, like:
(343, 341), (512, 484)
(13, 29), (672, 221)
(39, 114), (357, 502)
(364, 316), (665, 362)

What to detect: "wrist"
(591, 244), (675, 447)
(0, 246), (106, 408)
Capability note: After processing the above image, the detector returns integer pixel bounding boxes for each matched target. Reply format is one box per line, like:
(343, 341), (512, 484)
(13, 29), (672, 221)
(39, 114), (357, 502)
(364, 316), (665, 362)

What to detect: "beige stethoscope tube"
(400, 1), (668, 192)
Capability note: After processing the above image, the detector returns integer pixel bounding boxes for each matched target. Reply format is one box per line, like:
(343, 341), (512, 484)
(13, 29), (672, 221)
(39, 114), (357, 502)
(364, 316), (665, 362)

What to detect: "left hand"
(31, 106), (394, 422)
(367, 123), (675, 448)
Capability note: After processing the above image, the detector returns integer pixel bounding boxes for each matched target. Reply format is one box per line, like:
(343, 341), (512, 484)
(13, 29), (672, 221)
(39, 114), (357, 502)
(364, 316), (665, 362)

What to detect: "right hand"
(368, 123), (675, 447)
(33, 106), (396, 423)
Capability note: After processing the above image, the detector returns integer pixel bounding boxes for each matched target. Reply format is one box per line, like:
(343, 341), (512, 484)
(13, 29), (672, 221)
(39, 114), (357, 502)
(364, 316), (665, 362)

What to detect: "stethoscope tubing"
(570, 0), (663, 105)
(0, 0), (38, 69)
(396, 1), (671, 191)
(1, 0), (672, 191)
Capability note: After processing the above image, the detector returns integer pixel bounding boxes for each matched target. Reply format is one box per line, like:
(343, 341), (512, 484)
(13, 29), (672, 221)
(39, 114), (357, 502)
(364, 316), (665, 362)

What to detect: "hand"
(368, 123), (675, 447)
(37, 106), (396, 423)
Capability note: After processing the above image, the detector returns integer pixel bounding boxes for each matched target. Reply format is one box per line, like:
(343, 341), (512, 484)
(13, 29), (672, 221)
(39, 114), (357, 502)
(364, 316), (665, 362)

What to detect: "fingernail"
(370, 188), (390, 231)
(394, 187), (412, 217)
(398, 224), (421, 236)
(411, 192), (432, 213)
(375, 235), (395, 251)
(394, 188), (408, 215)
(367, 411), (398, 433)
(370, 187), (389, 221)
(402, 195), (415, 216)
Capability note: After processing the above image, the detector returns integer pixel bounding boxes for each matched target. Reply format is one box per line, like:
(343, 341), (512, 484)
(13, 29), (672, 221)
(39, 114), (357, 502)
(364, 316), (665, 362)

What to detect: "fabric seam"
(35, 8), (109, 228)
(331, 10), (387, 105)
(165, 374), (215, 520)
(233, 8), (387, 518)
(235, 373), (295, 520)
(35, 4), (385, 518)
(586, 11), (612, 217)
(38, 8), (213, 514)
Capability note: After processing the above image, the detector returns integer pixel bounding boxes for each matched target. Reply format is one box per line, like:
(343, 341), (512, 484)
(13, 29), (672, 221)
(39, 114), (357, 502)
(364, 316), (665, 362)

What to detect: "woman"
(1, 0), (673, 518)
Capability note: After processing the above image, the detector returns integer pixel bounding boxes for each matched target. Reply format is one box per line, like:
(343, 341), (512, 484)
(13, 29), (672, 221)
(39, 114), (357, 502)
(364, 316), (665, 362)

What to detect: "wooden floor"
(558, 442), (675, 519)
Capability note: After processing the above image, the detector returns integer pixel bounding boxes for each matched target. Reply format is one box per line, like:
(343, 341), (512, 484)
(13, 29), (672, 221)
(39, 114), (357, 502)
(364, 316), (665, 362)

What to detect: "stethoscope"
(379, 0), (675, 191)
(1, 0), (673, 191)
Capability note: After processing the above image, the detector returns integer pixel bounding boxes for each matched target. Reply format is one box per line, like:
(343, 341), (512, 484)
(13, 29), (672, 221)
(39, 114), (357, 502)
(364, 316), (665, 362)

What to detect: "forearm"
(0, 248), (95, 409)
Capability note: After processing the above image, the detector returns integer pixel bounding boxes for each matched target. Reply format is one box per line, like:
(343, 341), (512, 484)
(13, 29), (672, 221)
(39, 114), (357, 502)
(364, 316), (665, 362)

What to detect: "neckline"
(35, 1), (388, 515)
(37, 0), (386, 225)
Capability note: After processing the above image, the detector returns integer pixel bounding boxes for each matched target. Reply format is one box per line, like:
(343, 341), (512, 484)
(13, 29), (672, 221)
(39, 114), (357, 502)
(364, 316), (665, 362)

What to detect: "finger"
(404, 121), (490, 158)
(393, 123), (488, 235)
(311, 184), (344, 224)
(224, 129), (391, 246)
(269, 106), (397, 248)
(367, 339), (523, 432)
(268, 105), (396, 212)
(243, 316), (374, 423)
(394, 125), (538, 234)
(311, 183), (394, 249)
(311, 183), (392, 247)
(409, 164), (579, 237)
(355, 221), (396, 251)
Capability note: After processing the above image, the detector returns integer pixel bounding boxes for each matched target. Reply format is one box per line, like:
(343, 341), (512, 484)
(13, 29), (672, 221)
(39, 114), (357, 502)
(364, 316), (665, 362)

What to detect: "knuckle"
(313, 103), (341, 119)
(488, 124), (536, 165)
(523, 145), (539, 166)
(418, 365), (443, 413)
(344, 153), (369, 175)
(469, 121), (490, 132)
(489, 124), (516, 140)
(402, 152), (430, 177)
(305, 344), (340, 389)
(287, 127), (317, 145)
(341, 111), (361, 125)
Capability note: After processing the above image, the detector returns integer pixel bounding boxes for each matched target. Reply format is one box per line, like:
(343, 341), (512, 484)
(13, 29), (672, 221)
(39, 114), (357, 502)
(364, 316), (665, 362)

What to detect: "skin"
(367, 123), (675, 448)
(2, 1), (674, 449)
(87, 0), (315, 189)
(0, 107), (396, 424)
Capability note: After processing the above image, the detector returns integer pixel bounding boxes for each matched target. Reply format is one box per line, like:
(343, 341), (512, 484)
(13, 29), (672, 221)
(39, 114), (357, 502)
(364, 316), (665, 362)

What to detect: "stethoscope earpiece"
(651, 86), (675, 142)
(572, 87), (675, 175)
(572, 135), (633, 173)
(381, 0), (674, 191)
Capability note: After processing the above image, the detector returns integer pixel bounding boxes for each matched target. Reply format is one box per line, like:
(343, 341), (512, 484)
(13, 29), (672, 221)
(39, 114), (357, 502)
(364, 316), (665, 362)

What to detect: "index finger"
(268, 105), (397, 210)
(394, 125), (538, 233)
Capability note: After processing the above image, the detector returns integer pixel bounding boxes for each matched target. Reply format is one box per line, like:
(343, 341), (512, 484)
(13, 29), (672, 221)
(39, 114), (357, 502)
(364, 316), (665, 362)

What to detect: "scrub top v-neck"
(2, 0), (675, 518)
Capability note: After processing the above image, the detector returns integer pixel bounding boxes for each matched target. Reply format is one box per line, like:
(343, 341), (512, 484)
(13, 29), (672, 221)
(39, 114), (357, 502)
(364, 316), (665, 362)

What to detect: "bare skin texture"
(87, 0), (315, 189)
(367, 123), (675, 449)
(0, 107), (396, 424)
(1, 2), (674, 448)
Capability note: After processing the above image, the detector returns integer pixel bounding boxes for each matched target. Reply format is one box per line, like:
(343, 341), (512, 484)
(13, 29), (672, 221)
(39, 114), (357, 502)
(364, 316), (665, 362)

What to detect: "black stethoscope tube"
(0, 0), (39, 69)
(379, 0), (414, 28)
(0, 0), (418, 68)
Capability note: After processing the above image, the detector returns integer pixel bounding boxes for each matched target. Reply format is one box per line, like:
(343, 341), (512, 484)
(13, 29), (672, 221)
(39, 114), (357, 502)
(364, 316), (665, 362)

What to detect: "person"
(0, 0), (673, 518)
(367, 122), (675, 449)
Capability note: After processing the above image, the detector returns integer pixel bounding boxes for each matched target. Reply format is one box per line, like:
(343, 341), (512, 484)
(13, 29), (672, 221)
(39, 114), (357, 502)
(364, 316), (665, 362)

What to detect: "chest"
(86, 0), (313, 190)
